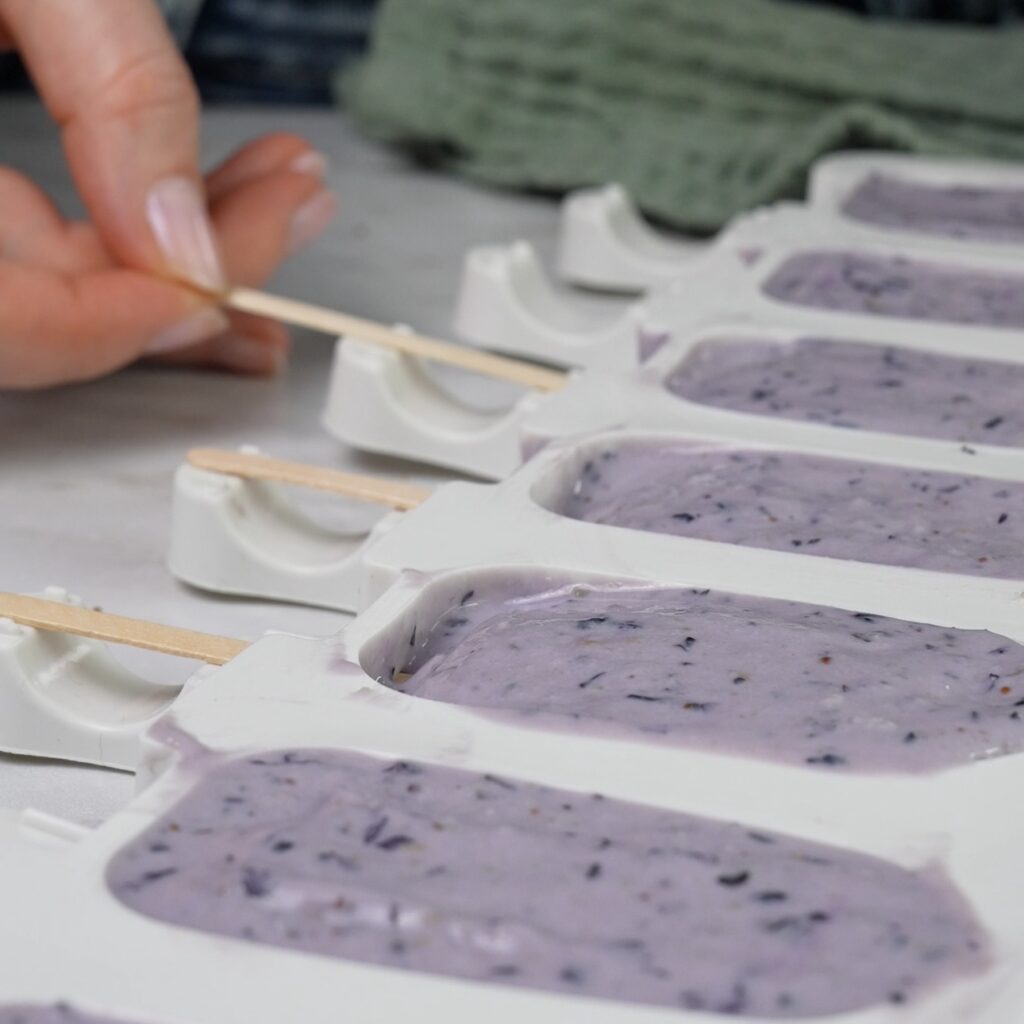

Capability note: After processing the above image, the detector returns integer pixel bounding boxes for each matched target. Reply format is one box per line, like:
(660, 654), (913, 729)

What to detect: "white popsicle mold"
(172, 384), (1024, 619)
(452, 240), (651, 369)
(323, 231), (1024, 480)
(184, 223), (1024, 610)
(451, 213), (1024, 371)
(9, 477), (1024, 1020)
(723, 200), (1024, 265)
(168, 443), (404, 611)
(13, 152), (1024, 1020)
(553, 156), (1024, 296)
(319, 337), (549, 477)
(809, 151), (1024, 257)
(0, 587), (194, 771)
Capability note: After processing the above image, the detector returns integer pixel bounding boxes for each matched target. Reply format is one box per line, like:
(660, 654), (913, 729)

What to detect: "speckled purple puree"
(107, 749), (988, 1017)
(0, 1010), (132, 1024)
(762, 251), (1024, 328)
(388, 583), (1024, 772)
(561, 443), (1024, 580)
(843, 174), (1024, 242)
(667, 337), (1024, 446)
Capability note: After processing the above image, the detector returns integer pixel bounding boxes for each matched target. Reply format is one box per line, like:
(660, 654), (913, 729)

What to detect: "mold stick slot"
(0, 592), (246, 665)
(0, 591), (243, 769)
(187, 448), (430, 511)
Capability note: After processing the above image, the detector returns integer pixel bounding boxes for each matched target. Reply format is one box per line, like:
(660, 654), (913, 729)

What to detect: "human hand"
(0, 0), (338, 388)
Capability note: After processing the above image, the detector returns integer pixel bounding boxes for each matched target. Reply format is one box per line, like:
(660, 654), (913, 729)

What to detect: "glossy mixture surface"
(560, 443), (1024, 579)
(763, 251), (1024, 328)
(843, 174), (1024, 242)
(667, 337), (1024, 446)
(108, 749), (988, 1017)
(389, 582), (1024, 772)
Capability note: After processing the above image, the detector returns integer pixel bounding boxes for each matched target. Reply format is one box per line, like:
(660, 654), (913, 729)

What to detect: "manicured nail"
(287, 190), (338, 256)
(145, 176), (226, 291)
(289, 150), (329, 178)
(209, 334), (287, 376)
(145, 308), (230, 355)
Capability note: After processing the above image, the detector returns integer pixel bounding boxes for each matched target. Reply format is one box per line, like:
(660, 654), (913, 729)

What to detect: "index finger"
(0, 0), (225, 289)
(0, 260), (227, 388)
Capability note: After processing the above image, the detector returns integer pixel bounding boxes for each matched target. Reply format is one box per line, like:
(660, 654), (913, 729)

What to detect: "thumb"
(1, 0), (225, 290)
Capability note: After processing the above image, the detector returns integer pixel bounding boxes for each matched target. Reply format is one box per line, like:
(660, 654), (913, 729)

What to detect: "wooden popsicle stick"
(187, 448), (431, 511)
(223, 286), (568, 393)
(0, 593), (248, 666)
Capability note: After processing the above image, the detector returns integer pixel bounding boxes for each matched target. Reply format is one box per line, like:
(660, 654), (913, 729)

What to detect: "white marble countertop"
(0, 100), (621, 825)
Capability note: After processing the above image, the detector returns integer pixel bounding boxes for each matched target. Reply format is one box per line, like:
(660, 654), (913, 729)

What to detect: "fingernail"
(287, 190), (337, 256)
(209, 334), (287, 376)
(289, 150), (329, 178)
(145, 308), (230, 355)
(145, 176), (226, 291)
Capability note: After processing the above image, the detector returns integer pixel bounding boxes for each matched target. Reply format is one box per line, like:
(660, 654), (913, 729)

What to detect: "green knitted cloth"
(342, 0), (1024, 232)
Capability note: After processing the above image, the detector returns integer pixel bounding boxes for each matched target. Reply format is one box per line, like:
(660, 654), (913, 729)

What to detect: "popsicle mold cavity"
(763, 251), (1024, 328)
(555, 441), (1024, 580)
(667, 337), (1024, 446)
(843, 174), (1024, 242)
(373, 578), (1024, 773)
(108, 749), (988, 1017)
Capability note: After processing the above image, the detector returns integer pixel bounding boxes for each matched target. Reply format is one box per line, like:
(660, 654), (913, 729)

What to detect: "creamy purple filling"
(387, 582), (1024, 772)
(763, 251), (1024, 328)
(667, 337), (1024, 446)
(843, 174), (1024, 242)
(560, 443), (1024, 579)
(108, 749), (988, 1017)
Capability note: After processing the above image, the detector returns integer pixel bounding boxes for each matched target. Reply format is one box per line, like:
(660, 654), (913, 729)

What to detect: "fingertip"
(11, 0), (209, 275)
(208, 333), (289, 376)
(143, 307), (231, 356)
(205, 132), (323, 200)
(212, 170), (335, 286)
(287, 149), (329, 179)
(145, 175), (227, 291)
(148, 315), (290, 376)
(286, 189), (338, 257)
(0, 261), (222, 387)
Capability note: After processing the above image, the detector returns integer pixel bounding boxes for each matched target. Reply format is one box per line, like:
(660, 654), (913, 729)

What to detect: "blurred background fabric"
(1, 0), (1021, 230)
(163, 0), (379, 103)
(1, 0), (1020, 98)
(344, 0), (1024, 232)
(0, 0), (380, 103)
(797, 0), (1023, 18)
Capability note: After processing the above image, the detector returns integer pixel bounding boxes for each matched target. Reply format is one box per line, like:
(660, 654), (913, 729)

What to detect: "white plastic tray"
(171, 396), (1024, 619)
(809, 151), (1024, 256)
(324, 231), (1024, 480)
(8, 445), (1024, 1020)
(452, 217), (1024, 370)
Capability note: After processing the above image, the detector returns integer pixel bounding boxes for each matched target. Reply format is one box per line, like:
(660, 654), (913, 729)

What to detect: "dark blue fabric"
(1, 0), (1019, 98)
(789, 0), (1023, 19)
(0, 0), (378, 102)
(184, 0), (379, 103)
